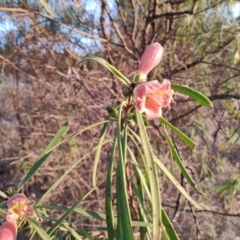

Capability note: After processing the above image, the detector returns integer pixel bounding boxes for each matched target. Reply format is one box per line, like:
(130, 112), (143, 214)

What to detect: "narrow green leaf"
(171, 83), (212, 107)
(17, 122), (69, 191)
(105, 137), (117, 240)
(76, 57), (131, 85)
(28, 217), (51, 240)
(162, 209), (179, 240)
(116, 101), (134, 240)
(93, 118), (110, 186)
(135, 109), (162, 240)
(159, 117), (195, 148)
(162, 126), (202, 194)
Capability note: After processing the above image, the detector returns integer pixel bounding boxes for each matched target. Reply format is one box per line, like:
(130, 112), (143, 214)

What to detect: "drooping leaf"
(76, 57), (131, 86)
(159, 117), (195, 148)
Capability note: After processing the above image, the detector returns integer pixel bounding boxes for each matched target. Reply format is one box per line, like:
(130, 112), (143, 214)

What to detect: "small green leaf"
(76, 57), (131, 85)
(159, 117), (195, 148)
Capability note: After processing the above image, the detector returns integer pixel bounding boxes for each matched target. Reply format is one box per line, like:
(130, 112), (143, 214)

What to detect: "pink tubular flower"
(7, 193), (35, 220)
(133, 79), (174, 120)
(0, 217), (17, 240)
(139, 42), (163, 80)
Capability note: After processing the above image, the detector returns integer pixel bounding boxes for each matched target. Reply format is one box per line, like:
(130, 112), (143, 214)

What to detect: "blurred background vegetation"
(0, 0), (240, 239)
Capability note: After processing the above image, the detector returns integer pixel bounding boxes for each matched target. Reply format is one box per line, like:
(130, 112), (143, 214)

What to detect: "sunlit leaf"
(76, 57), (131, 86)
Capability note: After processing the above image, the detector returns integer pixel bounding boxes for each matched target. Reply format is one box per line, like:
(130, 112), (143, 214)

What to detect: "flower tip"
(0, 219), (17, 240)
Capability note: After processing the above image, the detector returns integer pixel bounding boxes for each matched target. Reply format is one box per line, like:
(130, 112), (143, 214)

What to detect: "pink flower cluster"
(134, 42), (174, 120)
(0, 193), (36, 240)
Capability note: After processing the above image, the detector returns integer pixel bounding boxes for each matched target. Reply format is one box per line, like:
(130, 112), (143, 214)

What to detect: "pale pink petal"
(0, 219), (17, 240)
(144, 105), (162, 120)
(139, 43), (163, 79)
(161, 79), (171, 90)
(7, 193), (35, 219)
(134, 80), (159, 98)
(133, 79), (174, 120)
(7, 194), (28, 209)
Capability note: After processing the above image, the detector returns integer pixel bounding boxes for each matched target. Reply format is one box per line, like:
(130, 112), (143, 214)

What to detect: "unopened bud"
(139, 42), (163, 80)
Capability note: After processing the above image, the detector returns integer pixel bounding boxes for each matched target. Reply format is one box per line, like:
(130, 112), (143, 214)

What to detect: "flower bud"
(139, 43), (163, 80)
(106, 106), (119, 119)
